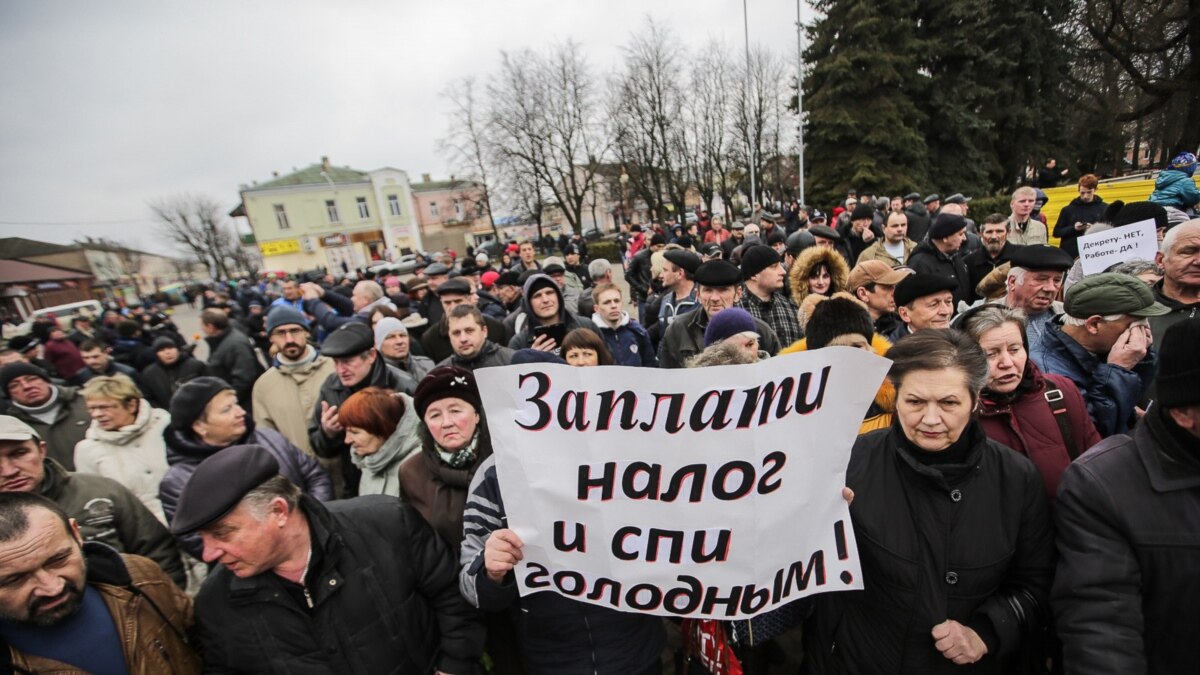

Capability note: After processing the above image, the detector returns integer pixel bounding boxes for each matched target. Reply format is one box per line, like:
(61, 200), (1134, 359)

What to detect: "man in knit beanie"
(249, 306), (335, 460)
(1054, 317), (1200, 673)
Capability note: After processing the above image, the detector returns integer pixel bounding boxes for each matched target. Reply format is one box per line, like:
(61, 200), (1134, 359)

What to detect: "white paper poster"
(475, 348), (892, 619)
(1078, 218), (1158, 276)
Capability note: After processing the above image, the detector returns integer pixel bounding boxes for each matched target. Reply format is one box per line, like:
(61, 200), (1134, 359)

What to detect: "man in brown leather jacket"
(0, 492), (200, 674)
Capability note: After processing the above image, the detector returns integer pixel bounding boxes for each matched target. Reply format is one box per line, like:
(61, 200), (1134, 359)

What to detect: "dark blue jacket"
(1029, 321), (1156, 438)
(593, 314), (657, 367)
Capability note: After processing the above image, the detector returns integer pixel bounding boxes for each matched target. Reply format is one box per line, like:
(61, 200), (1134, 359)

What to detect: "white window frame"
(274, 204), (290, 229)
(326, 199), (340, 223)
(388, 194), (402, 217)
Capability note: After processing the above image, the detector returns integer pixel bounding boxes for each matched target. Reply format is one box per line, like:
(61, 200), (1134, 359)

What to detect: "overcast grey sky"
(0, 0), (807, 255)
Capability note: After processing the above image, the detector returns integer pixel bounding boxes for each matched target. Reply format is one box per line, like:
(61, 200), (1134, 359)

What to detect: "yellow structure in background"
(1039, 174), (1200, 246)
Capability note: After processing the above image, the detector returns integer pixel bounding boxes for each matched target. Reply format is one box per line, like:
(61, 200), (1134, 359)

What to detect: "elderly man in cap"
(1007, 186), (1049, 245)
(886, 273), (958, 342)
(251, 306), (335, 459)
(964, 213), (1022, 303)
(0, 415), (185, 586)
(310, 323), (415, 497)
(491, 270), (525, 316)
(849, 260), (911, 337)
(176, 445), (483, 674)
(1053, 317), (1200, 673)
(720, 220), (746, 259)
(858, 211), (916, 267)
(1005, 244), (1074, 346)
(1031, 272), (1168, 437)
(908, 212), (971, 306)
(658, 248), (701, 330)
(421, 279), (507, 364)
(659, 260), (781, 368)
(1150, 219), (1200, 340)
(376, 316), (434, 380)
(923, 193), (941, 219)
(0, 492), (200, 673)
(0, 363), (90, 470)
(737, 244), (803, 346)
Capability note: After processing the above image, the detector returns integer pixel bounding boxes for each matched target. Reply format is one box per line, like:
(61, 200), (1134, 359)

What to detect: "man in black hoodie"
(507, 274), (601, 354)
(139, 336), (207, 409)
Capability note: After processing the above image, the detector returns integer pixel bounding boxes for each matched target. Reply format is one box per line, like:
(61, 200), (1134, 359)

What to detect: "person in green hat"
(1030, 272), (1169, 437)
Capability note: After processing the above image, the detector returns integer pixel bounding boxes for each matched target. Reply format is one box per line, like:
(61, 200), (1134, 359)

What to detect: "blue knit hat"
(265, 305), (309, 333)
(704, 308), (759, 347)
(1168, 151), (1197, 176)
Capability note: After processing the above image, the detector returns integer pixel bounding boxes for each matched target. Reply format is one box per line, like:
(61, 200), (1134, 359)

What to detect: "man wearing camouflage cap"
(1030, 273), (1168, 437)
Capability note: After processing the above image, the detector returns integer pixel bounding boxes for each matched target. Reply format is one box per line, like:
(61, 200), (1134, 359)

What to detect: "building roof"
(0, 238), (78, 260)
(410, 178), (482, 194)
(253, 163), (369, 189)
(0, 259), (93, 284)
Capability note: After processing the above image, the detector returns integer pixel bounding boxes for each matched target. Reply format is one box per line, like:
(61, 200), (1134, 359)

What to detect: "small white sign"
(1078, 218), (1158, 276)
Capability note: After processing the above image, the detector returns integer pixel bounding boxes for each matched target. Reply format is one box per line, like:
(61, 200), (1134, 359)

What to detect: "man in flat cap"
(0, 492), (200, 673)
(1007, 186), (1049, 245)
(1053, 317), (1200, 673)
(809, 224), (852, 265)
(924, 193), (942, 219)
(0, 415), (185, 586)
(737, 244), (803, 347)
(720, 221), (746, 260)
(1005, 244), (1074, 346)
(659, 260), (781, 368)
(1030, 272), (1168, 437)
(908, 212), (971, 306)
(176, 445), (483, 674)
(309, 323), (416, 497)
(887, 273), (958, 342)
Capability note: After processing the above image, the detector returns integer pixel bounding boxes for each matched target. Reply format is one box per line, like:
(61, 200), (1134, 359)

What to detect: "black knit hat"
(806, 297), (874, 349)
(413, 366), (482, 418)
(1152, 318), (1200, 408)
(740, 245), (782, 280)
(169, 376), (234, 431)
(0, 362), (50, 393)
(850, 204), (874, 221)
(1104, 200), (1169, 230)
(928, 213), (968, 240)
(894, 273), (959, 308)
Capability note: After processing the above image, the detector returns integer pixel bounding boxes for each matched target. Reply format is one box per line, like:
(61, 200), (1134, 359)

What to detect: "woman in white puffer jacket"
(73, 374), (172, 523)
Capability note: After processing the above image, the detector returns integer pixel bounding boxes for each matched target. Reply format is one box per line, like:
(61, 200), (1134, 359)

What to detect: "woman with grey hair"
(805, 329), (1055, 674)
(959, 304), (1100, 500)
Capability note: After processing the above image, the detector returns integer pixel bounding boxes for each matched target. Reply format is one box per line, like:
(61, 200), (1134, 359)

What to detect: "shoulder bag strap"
(1043, 384), (1080, 460)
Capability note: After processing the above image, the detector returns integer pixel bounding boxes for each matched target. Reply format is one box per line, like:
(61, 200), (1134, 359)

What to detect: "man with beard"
(252, 307), (336, 459)
(965, 214), (1024, 303)
(1005, 245), (1074, 347)
(0, 492), (199, 673)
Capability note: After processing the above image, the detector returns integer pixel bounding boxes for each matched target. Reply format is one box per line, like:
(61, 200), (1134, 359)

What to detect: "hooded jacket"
(252, 348), (337, 457)
(507, 274), (601, 351)
(139, 354), (208, 409)
(4, 543), (201, 675)
(1029, 320), (1156, 438)
(194, 495), (484, 675)
(3, 385), (92, 471)
(780, 333), (895, 434)
(73, 400), (172, 522)
(1148, 168), (1200, 210)
(788, 245), (851, 307)
(1053, 407), (1200, 674)
(908, 240), (971, 306)
(805, 423), (1054, 675)
(977, 363), (1101, 501)
(354, 392), (421, 498)
(161, 424), (333, 558)
(592, 311), (657, 367)
(39, 458), (185, 587)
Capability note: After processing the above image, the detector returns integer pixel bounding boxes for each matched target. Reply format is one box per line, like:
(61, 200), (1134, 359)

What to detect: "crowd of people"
(0, 151), (1198, 674)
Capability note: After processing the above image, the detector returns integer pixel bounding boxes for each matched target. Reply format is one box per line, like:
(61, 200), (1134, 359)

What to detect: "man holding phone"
(507, 273), (601, 354)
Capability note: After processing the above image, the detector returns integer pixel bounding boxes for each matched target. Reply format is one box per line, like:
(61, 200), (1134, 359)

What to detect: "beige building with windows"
(409, 175), (495, 254)
(234, 157), (420, 273)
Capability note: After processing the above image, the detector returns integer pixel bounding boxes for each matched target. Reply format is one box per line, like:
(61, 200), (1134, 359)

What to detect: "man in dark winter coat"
(77, 338), (142, 388)
(964, 214), (1023, 303)
(140, 336), (207, 409)
(0, 415), (185, 586)
(908, 213), (971, 306)
(507, 274), (601, 354)
(903, 192), (932, 243)
(175, 445), (484, 675)
(625, 234), (666, 318)
(1052, 174), (1107, 259)
(1053, 318), (1200, 675)
(1, 363), (91, 470)
(441, 306), (514, 372)
(200, 308), (262, 413)
(421, 279), (508, 364)
(309, 323), (416, 497)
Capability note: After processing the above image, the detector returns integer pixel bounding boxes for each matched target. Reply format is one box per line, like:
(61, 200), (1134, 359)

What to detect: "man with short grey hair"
(1030, 273), (1168, 437)
(1150, 218), (1200, 339)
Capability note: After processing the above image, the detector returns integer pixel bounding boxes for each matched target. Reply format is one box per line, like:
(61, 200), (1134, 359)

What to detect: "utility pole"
(743, 0), (756, 211)
(796, 0), (806, 206)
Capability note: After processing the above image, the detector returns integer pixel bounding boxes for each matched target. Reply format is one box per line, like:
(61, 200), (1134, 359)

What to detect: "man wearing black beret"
(1005, 244), (1074, 346)
(176, 445), (484, 674)
(887, 273), (959, 342)
(309, 323), (416, 497)
(658, 260), (781, 367)
(737, 245), (803, 346)
(907, 212), (972, 306)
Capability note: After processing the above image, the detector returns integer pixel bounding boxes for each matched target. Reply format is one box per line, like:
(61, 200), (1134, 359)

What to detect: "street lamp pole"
(743, 0), (756, 211)
(796, 0), (806, 206)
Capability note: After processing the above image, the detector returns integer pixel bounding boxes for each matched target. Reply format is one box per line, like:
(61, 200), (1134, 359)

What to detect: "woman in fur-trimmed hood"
(788, 245), (851, 306)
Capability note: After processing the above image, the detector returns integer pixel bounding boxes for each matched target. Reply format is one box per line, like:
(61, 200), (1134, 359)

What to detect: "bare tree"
(732, 48), (788, 209)
(439, 76), (501, 241)
(686, 43), (739, 219)
(149, 193), (237, 280)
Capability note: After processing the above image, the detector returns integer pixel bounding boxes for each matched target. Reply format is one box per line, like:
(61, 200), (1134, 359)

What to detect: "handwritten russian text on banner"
(476, 348), (892, 619)
(1078, 218), (1158, 276)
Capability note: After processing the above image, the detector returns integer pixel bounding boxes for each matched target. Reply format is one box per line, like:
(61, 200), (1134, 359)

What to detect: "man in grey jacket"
(201, 308), (263, 414)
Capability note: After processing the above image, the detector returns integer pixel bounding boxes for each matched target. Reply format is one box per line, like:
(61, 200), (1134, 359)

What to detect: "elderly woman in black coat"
(805, 329), (1055, 674)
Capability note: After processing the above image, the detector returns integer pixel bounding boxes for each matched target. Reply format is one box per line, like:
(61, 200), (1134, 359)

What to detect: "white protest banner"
(1078, 218), (1158, 276)
(475, 348), (892, 620)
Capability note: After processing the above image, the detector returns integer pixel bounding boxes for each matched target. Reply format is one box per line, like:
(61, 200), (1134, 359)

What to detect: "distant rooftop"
(410, 178), (481, 193)
(249, 156), (369, 190)
(0, 237), (77, 260)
